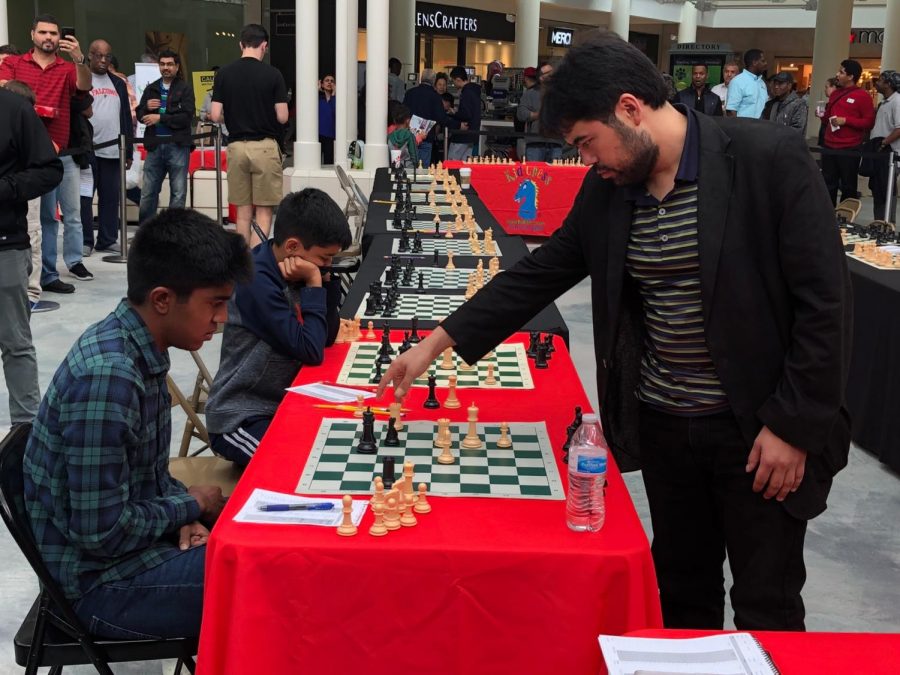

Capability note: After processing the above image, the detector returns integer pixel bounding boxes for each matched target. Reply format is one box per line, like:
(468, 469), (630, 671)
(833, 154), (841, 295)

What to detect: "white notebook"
(598, 633), (779, 675)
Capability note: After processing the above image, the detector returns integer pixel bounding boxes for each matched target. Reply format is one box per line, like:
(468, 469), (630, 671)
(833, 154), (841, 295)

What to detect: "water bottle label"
(575, 455), (607, 474)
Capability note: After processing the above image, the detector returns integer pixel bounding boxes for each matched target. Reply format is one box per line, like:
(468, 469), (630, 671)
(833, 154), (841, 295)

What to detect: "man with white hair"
(402, 68), (460, 167)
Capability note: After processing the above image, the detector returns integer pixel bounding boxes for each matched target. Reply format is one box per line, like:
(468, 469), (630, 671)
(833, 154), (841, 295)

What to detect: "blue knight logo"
(513, 179), (538, 220)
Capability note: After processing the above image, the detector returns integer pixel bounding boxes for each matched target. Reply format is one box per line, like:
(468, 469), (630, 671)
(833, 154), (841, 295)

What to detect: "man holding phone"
(0, 14), (93, 294)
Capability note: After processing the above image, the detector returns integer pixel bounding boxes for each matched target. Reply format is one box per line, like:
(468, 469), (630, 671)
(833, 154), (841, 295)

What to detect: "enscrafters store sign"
(415, 3), (516, 41)
(417, 9), (478, 32)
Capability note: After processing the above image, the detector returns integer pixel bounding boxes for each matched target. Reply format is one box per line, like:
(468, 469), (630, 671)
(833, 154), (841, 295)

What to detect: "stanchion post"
(887, 151), (898, 228)
(444, 128), (449, 162)
(103, 133), (129, 264)
(214, 125), (224, 226)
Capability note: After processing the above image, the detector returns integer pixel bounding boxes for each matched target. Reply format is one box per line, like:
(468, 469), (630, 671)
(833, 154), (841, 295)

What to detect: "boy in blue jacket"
(206, 188), (351, 466)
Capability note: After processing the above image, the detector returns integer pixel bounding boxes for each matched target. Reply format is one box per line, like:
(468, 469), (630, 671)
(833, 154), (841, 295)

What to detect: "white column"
(514, 0), (540, 68)
(807, 0), (854, 141)
(609, 0), (631, 41)
(388, 0), (415, 79)
(678, 2), (698, 44)
(346, 0), (359, 146)
(365, 0), (390, 169)
(335, 0), (350, 168)
(0, 0), (8, 46)
(882, 0), (900, 71)
(294, 0), (321, 168)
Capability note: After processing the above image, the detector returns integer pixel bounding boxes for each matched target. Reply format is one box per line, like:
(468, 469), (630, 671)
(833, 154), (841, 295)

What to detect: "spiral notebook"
(598, 632), (779, 675)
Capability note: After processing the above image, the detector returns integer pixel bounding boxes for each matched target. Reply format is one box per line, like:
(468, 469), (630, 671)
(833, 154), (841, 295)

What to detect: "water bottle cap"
(581, 413), (599, 424)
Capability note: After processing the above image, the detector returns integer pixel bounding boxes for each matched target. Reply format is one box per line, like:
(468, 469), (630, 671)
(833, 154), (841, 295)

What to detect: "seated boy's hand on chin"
(279, 256), (322, 287)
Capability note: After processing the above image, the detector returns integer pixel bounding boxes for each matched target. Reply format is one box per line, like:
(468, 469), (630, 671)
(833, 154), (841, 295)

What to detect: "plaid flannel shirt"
(23, 300), (201, 600)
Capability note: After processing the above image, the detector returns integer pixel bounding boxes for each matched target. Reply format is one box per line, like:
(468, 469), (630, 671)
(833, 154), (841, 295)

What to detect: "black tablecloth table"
(341, 233), (570, 345)
(845, 257), (900, 472)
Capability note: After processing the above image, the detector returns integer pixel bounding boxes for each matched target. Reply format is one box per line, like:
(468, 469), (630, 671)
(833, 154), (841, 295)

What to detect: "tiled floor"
(1, 196), (898, 672)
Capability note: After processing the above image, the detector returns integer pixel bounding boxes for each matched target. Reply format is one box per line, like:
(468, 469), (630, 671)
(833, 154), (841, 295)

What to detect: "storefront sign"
(547, 27), (574, 47)
(851, 29), (884, 44)
(272, 11), (295, 38)
(415, 3), (515, 41)
(670, 42), (732, 53)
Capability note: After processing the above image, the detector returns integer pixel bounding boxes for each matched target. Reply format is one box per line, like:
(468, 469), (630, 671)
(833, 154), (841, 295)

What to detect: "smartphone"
(60, 26), (76, 41)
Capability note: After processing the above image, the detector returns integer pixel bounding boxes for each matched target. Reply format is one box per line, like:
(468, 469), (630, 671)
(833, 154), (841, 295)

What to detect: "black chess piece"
(398, 231), (410, 253)
(356, 409), (378, 454)
(543, 333), (555, 355)
(534, 342), (549, 369)
(409, 317), (421, 343)
(434, 221), (441, 238)
(412, 231), (424, 253)
(364, 294), (377, 316)
(392, 212), (402, 230)
(432, 249), (439, 266)
(526, 331), (540, 359)
(383, 417), (401, 447)
(381, 325), (395, 354)
(382, 455), (396, 489)
(377, 342), (392, 366)
(561, 405), (583, 462)
(372, 357), (386, 382)
(423, 374), (441, 409)
(416, 271), (425, 293)
(398, 331), (413, 354)
(402, 265), (414, 286)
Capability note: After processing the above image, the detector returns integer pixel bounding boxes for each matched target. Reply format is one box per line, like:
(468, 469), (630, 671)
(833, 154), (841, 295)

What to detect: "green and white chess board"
(353, 292), (466, 321)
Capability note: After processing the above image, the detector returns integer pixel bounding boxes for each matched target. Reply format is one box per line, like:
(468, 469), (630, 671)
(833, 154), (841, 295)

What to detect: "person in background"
(711, 60), (740, 112)
(107, 54), (137, 129)
(673, 64), (723, 117)
(766, 71), (807, 136)
(403, 68), (460, 167)
(0, 86), (62, 426)
(869, 70), (900, 221)
(815, 77), (839, 147)
(388, 57), (405, 103)
(518, 66), (564, 162)
(448, 66), (479, 161)
(318, 74), (336, 165)
(387, 104), (420, 169)
(135, 49), (195, 224)
(434, 72), (449, 96)
(725, 49), (768, 118)
(821, 59), (875, 205)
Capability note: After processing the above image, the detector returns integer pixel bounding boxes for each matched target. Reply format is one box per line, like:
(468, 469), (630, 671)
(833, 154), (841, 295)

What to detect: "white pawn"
(440, 346), (455, 370)
(445, 250), (456, 270)
(414, 483), (432, 514)
(369, 501), (388, 536)
(496, 422), (513, 449)
(336, 495), (357, 536)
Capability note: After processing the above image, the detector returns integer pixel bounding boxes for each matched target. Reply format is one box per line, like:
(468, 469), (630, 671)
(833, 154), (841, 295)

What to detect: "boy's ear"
(282, 237), (305, 255)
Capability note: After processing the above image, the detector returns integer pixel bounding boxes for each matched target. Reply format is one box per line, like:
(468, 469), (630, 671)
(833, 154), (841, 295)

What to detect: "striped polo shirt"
(623, 106), (729, 415)
(0, 50), (79, 150)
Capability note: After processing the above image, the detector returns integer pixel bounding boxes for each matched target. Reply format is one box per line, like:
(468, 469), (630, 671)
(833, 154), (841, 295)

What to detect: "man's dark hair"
(692, 64), (708, 72)
(272, 189), (352, 250)
(241, 23), (269, 48)
(3, 79), (36, 104)
(743, 49), (764, 69)
(389, 57), (401, 74)
(840, 59), (863, 82)
(540, 31), (669, 138)
(127, 209), (252, 304)
(449, 66), (468, 81)
(158, 49), (180, 65)
(441, 92), (454, 106)
(32, 14), (59, 31)
(435, 72), (448, 86)
(0, 44), (20, 55)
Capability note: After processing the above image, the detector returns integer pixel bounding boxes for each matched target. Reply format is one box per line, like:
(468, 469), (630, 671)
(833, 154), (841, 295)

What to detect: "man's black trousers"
(821, 146), (862, 205)
(639, 405), (808, 631)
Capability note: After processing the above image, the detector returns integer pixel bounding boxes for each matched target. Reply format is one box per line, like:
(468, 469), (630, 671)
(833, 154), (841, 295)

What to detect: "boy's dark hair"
(32, 14), (59, 30)
(449, 66), (468, 81)
(391, 103), (411, 126)
(0, 44), (20, 55)
(840, 59), (862, 82)
(441, 92), (454, 105)
(240, 23), (269, 48)
(3, 80), (35, 104)
(743, 49), (764, 69)
(127, 209), (252, 304)
(272, 189), (352, 250)
(435, 72), (448, 85)
(540, 30), (669, 138)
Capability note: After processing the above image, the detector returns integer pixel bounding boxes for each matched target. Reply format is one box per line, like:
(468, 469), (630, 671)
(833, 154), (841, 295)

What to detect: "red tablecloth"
(196, 332), (661, 675)
(623, 629), (900, 674)
(445, 160), (588, 237)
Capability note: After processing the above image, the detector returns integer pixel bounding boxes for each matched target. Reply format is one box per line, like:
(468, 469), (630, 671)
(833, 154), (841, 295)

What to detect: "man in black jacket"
(673, 64), (723, 117)
(136, 49), (195, 224)
(403, 69), (460, 167)
(380, 33), (851, 632)
(0, 87), (63, 425)
(448, 66), (480, 160)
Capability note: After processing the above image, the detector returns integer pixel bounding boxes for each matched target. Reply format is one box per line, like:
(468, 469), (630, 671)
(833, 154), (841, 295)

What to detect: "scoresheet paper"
(234, 489), (368, 526)
(287, 382), (376, 403)
(598, 633), (778, 675)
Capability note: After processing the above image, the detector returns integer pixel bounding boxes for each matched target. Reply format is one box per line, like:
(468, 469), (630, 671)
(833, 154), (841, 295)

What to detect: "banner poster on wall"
(193, 71), (216, 115)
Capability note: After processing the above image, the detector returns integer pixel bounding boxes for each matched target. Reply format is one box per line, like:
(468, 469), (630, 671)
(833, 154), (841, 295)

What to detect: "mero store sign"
(547, 27), (574, 47)
(415, 3), (515, 41)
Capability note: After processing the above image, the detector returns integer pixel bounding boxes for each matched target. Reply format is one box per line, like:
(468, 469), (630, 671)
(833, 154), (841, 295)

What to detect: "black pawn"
(433, 249), (439, 266)
(535, 342), (549, 369)
(417, 271), (425, 293)
(356, 408), (378, 454)
(526, 331), (540, 359)
(543, 333), (555, 355)
(371, 358), (385, 383)
(409, 317), (422, 343)
(412, 231), (423, 253)
(384, 417), (401, 447)
(398, 331), (413, 354)
(399, 231), (410, 252)
(382, 455), (396, 489)
(392, 212), (402, 230)
(423, 374), (441, 409)
(434, 221), (441, 238)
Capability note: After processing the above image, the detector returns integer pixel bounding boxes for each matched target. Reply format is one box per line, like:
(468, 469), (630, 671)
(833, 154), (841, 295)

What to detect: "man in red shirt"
(0, 13), (93, 294)
(821, 59), (876, 206)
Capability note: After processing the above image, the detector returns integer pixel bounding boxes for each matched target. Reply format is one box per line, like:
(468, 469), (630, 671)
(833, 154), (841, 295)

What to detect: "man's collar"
(114, 300), (170, 376)
(24, 49), (64, 66)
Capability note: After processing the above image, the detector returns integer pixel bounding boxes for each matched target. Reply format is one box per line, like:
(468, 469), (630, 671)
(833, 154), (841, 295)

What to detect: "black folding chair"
(0, 424), (198, 674)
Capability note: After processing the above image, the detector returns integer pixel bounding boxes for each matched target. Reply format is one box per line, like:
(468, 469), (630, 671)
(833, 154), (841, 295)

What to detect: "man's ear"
(147, 286), (175, 316)
(617, 93), (644, 127)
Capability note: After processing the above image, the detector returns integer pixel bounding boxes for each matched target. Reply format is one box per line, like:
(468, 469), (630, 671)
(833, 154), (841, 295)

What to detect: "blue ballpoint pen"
(257, 502), (335, 512)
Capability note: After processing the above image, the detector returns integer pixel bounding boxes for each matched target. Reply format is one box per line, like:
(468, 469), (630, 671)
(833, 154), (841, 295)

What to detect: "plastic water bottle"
(566, 413), (607, 532)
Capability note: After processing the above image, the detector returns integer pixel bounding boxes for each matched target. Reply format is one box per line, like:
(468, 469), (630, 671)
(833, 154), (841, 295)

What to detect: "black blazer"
(442, 111), (852, 521)
(673, 86), (724, 117)
(136, 78), (195, 150)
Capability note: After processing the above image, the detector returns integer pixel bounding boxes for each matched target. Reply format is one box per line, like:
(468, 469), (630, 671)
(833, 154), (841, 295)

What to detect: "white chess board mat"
(353, 292), (466, 321)
(389, 203), (457, 215)
(383, 219), (483, 233)
(379, 267), (493, 288)
(390, 238), (503, 256)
